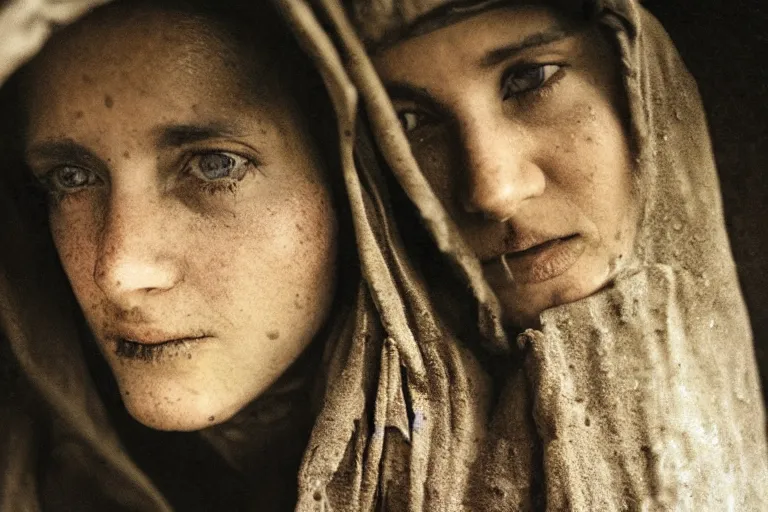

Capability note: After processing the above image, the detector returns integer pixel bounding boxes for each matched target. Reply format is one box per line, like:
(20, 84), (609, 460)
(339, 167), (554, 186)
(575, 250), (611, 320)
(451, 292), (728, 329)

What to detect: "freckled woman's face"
(23, 9), (338, 431)
(374, 6), (638, 328)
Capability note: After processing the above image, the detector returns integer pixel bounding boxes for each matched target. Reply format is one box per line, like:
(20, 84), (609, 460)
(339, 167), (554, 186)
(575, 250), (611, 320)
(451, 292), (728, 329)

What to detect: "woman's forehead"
(31, 8), (247, 80)
(354, 0), (584, 50)
(23, 7), (291, 144)
(374, 6), (573, 80)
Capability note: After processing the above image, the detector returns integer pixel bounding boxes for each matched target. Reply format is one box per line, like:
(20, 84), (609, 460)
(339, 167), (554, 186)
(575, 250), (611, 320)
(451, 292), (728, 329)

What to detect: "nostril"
(462, 160), (546, 221)
(462, 184), (517, 222)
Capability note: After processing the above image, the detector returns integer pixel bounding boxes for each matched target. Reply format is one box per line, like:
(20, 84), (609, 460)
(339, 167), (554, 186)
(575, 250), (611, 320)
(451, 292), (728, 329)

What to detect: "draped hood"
(315, 0), (768, 509)
(1, 0), (767, 511)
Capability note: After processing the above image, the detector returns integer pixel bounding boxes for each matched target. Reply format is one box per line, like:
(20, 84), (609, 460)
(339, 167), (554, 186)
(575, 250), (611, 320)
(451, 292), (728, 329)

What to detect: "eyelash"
(500, 63), (565, 103)
(38, 150), (259, 201)
(181, 151), (259, 196)
(396, 62), (566, 134)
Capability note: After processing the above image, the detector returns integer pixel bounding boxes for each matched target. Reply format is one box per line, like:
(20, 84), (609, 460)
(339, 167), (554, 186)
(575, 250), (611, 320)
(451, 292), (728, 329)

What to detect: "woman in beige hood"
(1, 0), (767, 511)
(0, 0), (491, 509)
(295, 0), (768, 509)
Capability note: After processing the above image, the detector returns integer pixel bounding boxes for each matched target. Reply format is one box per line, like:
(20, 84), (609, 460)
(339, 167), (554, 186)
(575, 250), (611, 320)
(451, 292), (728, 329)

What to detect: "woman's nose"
(93, 191), (181, 306)
(459, 120), (546, 221)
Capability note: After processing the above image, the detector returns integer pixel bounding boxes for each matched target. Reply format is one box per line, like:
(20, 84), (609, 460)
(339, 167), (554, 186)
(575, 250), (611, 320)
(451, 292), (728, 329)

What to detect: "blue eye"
(46, 166), (102, 192)
(188, 152), (251, 182)
(501, 64), (561, 100)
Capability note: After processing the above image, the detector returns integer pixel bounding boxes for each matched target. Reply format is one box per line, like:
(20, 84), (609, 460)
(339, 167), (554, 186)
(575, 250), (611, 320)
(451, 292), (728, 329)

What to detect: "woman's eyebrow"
(480, 27), (572, 68)
(384, 83), (454, 118)
(155, 122), (247, 148)
(25, 139), (100, 167)
(385, 83), (435, 104)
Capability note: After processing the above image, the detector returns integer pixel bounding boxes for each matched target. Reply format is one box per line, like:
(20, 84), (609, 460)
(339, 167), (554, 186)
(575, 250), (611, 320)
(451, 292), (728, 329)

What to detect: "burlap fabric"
(1, 0), (767, 510)
(299, 0), (768, 509)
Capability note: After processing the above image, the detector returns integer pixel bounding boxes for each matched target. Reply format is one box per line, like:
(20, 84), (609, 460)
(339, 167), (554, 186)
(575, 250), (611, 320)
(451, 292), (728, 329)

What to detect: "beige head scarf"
(2, 0), (767, 510)
(295, 0), (768, 509)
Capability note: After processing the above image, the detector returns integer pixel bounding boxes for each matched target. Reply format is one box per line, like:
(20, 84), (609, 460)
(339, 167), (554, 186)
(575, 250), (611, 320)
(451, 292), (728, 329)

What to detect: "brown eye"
(397, 111), (431, 133)
(501, 64), (561, 100)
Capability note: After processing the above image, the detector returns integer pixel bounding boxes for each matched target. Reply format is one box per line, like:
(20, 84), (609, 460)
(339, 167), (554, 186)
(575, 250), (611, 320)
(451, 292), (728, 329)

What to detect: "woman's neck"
(199, 340), (322, 478)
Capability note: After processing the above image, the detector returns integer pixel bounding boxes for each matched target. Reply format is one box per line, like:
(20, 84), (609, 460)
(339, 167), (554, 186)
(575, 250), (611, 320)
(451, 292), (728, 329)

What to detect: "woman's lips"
(103, 326), (213, 362)
(120, 335), (209, 346)
(111, 335), (212, 362)
(484, 234), (585, 284)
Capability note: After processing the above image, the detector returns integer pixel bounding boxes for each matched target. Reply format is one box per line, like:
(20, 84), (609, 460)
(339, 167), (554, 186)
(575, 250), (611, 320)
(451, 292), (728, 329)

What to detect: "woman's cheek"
(50, 203), (100, 293)
(216, 184), (336, 276)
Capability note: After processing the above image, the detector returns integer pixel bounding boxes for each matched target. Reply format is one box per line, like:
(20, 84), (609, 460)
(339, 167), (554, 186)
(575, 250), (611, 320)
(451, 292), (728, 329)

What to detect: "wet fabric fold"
(522, 265), (766, 510)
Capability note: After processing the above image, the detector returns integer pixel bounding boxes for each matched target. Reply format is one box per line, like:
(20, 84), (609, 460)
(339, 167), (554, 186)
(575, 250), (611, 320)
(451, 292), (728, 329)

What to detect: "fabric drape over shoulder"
(311, 0), (768, 509)
(1, 0), (767, 510)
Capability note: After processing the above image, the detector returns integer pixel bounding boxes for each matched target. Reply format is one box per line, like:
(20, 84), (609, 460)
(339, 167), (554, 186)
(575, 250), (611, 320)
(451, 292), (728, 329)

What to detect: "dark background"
(643, 0), (768, 402)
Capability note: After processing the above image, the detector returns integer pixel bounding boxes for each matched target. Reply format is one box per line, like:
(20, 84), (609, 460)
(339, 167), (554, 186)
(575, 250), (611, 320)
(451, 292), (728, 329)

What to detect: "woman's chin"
(500, 263), (616, 331)
(118, 382), (247, 432)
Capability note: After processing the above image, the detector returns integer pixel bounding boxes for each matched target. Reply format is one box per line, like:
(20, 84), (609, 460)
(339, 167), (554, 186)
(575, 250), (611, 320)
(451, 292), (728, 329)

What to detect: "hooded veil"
(294, 0), (768, 509)
(1, 0), (767, 510)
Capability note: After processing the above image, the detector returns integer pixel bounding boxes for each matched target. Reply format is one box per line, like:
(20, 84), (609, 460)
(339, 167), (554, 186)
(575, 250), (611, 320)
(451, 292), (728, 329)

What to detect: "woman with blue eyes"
(22, 4), (339, 435)
(6, 1), (342, 509)
(0, 0), (498, 509)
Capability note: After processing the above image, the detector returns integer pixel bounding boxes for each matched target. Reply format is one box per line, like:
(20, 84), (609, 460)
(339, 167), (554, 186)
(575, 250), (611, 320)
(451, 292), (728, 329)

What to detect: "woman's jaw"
(22, 5), (338, 431)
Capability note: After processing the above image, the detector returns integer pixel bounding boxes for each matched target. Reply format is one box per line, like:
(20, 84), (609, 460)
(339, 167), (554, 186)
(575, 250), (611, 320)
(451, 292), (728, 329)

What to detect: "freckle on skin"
(123, 151), (130, 159)
(208, 416), (215, 422)
(104, 94), (114, 108)
(267, 331), (280, 340)
(74, 111), (84, 119)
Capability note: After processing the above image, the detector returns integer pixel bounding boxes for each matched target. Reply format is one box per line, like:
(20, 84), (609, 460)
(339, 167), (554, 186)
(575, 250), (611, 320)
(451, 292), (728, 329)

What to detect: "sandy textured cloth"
(307, 0), (768, 509)
(0, 0), (491, 510)
(2, 0), (768, 511)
